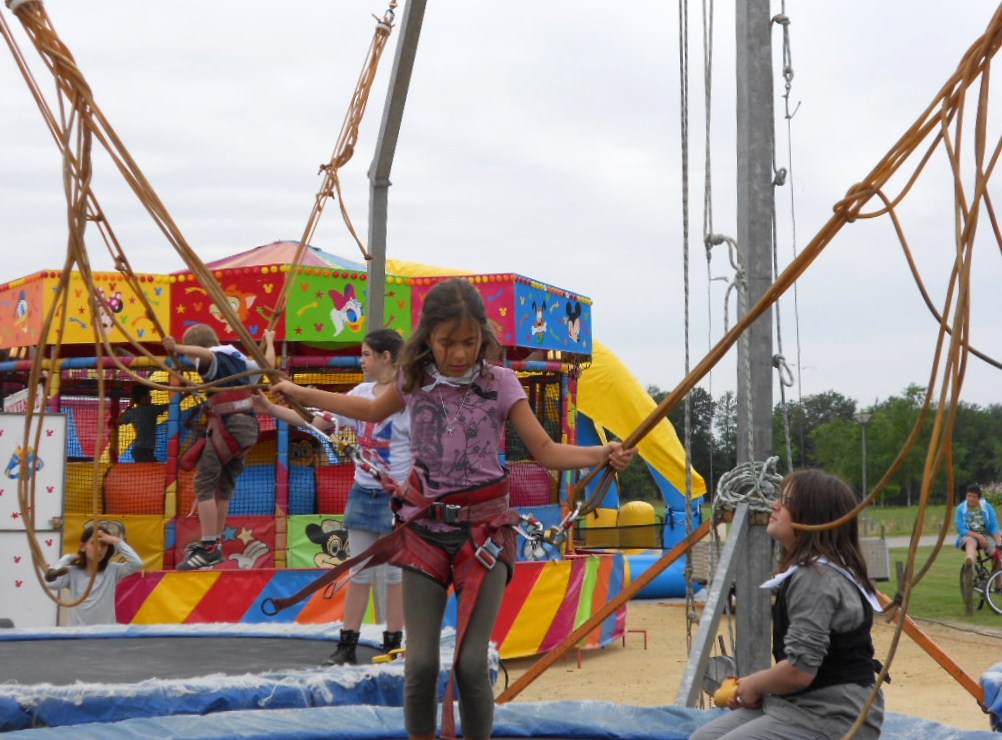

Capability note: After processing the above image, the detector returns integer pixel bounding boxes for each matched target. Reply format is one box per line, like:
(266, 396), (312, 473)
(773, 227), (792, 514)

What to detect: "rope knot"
(833, 182), (874, 223)
(713, 457), (782, 516)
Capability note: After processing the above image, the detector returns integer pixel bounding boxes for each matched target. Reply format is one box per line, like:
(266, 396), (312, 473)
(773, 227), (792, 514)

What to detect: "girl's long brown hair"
(777, 469), (871, 584)
(397, 278), (501, 393)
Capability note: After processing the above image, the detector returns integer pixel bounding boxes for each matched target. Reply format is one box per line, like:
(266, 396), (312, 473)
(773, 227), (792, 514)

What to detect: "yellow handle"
(372, 647), (406, 664)
(713, 676), (739, 707)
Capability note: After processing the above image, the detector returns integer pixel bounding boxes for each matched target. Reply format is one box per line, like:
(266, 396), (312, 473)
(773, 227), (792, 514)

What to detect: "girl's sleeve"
(497, 367), (528, 419)
(45, 554), (76, 590)
(114, 541), (145, 579)
(780, 568), (841, 674)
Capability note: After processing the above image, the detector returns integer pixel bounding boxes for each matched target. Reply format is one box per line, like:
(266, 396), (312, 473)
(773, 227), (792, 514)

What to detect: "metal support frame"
(677, 504), (750, 706)
(366, 0), (428, 331)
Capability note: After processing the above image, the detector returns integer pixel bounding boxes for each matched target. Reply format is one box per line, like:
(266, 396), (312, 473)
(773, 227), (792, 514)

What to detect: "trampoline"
(0, 623), (461, 732)
(1, 624), (996, 738)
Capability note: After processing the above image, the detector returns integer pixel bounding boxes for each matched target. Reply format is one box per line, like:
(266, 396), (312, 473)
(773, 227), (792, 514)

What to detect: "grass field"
(695, 502), (1001, 626)
(885, 545), (1002, 629)
(860, 505), (951, 539)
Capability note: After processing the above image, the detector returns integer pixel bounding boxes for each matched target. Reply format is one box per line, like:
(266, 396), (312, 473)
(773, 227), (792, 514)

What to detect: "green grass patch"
(859, 505), (951, 538)
(885, 546), (1002, 630)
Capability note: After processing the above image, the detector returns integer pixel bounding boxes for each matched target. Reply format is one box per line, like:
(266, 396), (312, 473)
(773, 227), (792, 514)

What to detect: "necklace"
(438, 385), (473, 435)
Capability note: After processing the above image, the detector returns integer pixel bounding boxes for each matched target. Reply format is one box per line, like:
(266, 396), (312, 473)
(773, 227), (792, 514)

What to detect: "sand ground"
(501, 601), (1000, 733)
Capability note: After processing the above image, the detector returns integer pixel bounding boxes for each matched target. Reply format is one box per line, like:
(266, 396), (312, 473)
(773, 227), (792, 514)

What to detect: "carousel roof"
(197, 241), (368, 272)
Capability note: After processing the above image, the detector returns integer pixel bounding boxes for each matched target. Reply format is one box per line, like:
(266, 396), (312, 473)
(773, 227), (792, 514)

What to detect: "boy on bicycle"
(956, 483), (1002, 573)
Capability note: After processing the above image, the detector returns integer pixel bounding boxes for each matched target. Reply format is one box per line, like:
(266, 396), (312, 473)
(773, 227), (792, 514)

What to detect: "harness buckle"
(431, 502), (463, 524)
(474, 538), (502, 570)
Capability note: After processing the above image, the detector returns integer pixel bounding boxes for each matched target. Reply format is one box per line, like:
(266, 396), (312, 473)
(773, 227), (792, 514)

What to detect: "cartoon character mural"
(328, 284), (364, 337)
(306, 519), (350, 568)
(13, 290), (29, 333)
(566, 300), (582, 343)
(4, 444), (44, 480)
(95, 288), (125, 331)
(227, 538), (272, 569)
(530, 299), (547, 342)
(207, 285), (258, 335)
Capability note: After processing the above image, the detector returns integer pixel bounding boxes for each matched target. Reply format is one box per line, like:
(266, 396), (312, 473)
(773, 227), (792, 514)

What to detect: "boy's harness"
(180, 388), (254, 471)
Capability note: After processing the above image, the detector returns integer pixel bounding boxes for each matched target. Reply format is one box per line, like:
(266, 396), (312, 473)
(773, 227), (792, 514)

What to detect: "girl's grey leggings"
(402, 564), (507, 739)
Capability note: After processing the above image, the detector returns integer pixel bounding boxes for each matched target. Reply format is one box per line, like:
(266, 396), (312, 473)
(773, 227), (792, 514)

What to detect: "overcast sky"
(2, 1), (1001, 411)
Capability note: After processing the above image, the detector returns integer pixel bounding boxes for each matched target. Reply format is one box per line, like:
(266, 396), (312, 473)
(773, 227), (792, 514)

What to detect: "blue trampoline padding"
(0, 624), (470, 731)
(2, 704), (994, 740)
(982, 662), (1002, 729)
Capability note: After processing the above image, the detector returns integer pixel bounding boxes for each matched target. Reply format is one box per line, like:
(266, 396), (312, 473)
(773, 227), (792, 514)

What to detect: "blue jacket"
(955, 498), (1000, 548)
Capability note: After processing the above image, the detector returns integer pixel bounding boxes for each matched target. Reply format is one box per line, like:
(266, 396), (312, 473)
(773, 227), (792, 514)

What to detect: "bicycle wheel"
(961, 562), (975, 615)
(984, 569), (1002, 615)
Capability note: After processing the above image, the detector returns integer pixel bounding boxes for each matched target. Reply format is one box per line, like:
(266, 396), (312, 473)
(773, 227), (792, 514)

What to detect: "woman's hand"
(250, 393), (274, 414)
(270, 380), (303, 405)
(603, 441), (636, 471)
(732, 680), (763, 710)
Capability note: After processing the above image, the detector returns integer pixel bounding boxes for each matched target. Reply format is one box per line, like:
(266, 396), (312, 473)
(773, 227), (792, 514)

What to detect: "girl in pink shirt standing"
(270, 277), (634, 740)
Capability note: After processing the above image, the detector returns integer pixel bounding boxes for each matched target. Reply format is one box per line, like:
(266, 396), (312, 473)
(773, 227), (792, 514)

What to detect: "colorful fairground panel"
(409, 273), (592, 354)
(169, 241), (413, 347)
(0, 270), (171, 350)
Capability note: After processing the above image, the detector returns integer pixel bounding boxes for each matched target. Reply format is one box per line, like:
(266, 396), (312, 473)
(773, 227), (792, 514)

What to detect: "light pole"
(855, 413), (873, 501)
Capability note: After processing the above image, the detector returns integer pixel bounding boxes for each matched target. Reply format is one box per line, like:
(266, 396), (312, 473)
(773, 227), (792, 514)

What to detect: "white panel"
(0, 529), (62, 627)
(0, 413), (67, 531)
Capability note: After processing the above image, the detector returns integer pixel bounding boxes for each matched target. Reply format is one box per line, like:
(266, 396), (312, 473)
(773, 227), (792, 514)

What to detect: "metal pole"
(366, 0), (428, 331)
(855, 412), (872, 500)
(861, 424), (868, 499)
(734, 0), (776, 676)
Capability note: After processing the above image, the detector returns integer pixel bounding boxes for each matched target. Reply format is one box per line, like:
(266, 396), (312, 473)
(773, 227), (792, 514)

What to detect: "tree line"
(615, 384), (1002, 507)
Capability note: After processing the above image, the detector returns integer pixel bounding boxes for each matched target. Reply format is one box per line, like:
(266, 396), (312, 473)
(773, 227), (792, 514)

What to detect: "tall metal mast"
(734, 0), (776, 675)
(366, 0), (428, 330)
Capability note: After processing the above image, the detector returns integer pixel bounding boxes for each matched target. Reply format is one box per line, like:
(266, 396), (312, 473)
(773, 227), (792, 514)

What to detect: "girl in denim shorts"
(255, 328), (409, 663)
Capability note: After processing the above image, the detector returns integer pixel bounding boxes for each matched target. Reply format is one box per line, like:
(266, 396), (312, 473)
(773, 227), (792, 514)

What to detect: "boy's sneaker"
(177, 543), (224, 571)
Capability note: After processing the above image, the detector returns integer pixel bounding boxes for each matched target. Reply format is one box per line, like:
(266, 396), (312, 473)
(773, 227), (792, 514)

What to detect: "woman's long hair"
(397, 278), (501, 393)
(776, 468), (871, 584)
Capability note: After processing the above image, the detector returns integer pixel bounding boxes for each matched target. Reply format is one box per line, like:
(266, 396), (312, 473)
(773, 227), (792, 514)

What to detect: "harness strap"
(393, 470), (509, 513)
(266, 523), (408, 614)
(208, 388), (253, 416)
(262, 473), (515, 615)
(206, 415), (244, 466)
(263, 470), (517, 740)
(182, 389), (254, 469)
(441, 536), (492, 740)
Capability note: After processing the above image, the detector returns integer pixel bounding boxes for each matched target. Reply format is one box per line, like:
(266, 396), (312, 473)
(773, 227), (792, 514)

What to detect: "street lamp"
(855, 413), (873, 501)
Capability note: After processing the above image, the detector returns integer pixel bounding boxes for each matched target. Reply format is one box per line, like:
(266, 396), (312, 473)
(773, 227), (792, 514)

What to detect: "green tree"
(774, 390), (858, 471)
(867, 385), (930, 506)
(714, 390), (738, 483)
(660, 385), (717, 494)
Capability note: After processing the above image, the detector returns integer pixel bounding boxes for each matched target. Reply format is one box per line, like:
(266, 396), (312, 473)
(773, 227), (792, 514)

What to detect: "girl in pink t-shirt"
(271, 277), (634, 740)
